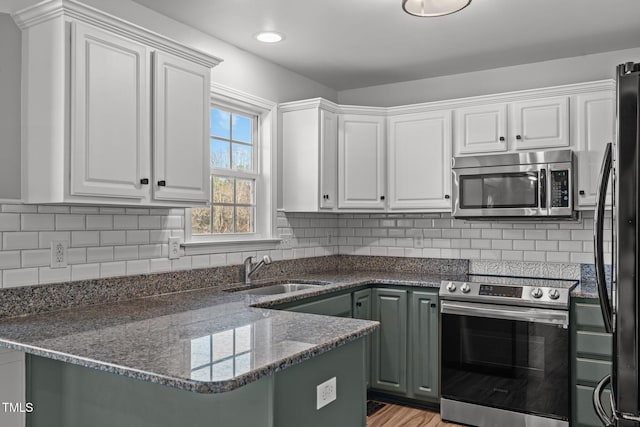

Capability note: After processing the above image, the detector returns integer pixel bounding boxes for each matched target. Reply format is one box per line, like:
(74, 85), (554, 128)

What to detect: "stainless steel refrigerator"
(593, 61), (640, 427)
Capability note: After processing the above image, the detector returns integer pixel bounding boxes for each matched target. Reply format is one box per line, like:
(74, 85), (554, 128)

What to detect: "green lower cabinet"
(371, 288), (408, 394)
(352, 289), (372, 387)
(286, 293), (352, 317)
(571, 298), (613, 427)
(409, 291), (439, 401)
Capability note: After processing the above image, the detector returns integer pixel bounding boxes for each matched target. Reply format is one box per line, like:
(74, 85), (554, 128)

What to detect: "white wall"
(0, 14), (21, 200)
(337, 47), (640, 107)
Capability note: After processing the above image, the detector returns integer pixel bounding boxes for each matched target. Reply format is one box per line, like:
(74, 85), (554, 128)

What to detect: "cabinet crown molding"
(280, 79), (615, 116)
(11, 0), (222, 68)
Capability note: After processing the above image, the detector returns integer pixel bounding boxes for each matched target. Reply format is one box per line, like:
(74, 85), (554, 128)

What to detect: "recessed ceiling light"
(402, 0), (471, 17)
(254, 31), (285, 43)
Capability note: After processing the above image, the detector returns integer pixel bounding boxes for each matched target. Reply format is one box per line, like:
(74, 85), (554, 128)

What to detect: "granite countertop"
(0, 270), (456, 394)
(571, 280), (600, 299)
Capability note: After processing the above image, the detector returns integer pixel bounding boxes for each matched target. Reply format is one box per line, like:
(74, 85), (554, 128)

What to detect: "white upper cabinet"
(573, 90), (615, 208)
(14, 2), (220, 206)
(70, 23), (150, 200)
(388, 111), (452, 210)
(510, 96), (570, 150)
(338, 114), (386, 210)
(454, 103), (507, 155)
(152, 52), (210, 203)
(281, 101), (338, 212)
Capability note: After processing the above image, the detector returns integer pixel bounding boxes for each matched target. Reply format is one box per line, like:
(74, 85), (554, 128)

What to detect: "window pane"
(213, 205), (234, 233)
(212, 177), (234, 204)
(234, 353), (251, 375)
(190, 336), (211, 369)
(212, 330), (233, 360)
(235, 326), (252, 353)
(191, 207), (211, 234)
(210, 108), (230, 139)
(211, 138), (230, 169)
(232, 114), (252, 143)
(236, 179), (254, 205)
(235, 206), (254, 233)
(232, 143), (252, 171)
(211, 359), (234, 380)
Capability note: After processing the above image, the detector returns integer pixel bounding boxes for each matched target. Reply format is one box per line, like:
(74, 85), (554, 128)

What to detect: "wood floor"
(367, 402), (467, 427)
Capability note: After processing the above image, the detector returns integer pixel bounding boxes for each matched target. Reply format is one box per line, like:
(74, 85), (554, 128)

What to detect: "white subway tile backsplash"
(86, 215), (113, 230)
(513, 240), (535, 250)
(139, 216), (161, 230)
(70, 207), (100, 214)
(481, 229), (502, 239)
(39, 232), (70, 249)
(3, 268), (38, 288)
(37, 206), (69, 214)
(0, 252), (20, 269)
(114, 246), (138, 261)
(571, 230), (592, 241)
(1, 205), (37, 213)
(3, 232), (39, 250)
(87, 247), (114, 263)
(126, 230), (150, 245)
(55, 214), (85, 230)
(171, 257), (192, 271)
(162, 216), (183, 229)
(71, 231), (100, 247)
(21, 249), (50, 268)
(101, 231), (126, 246)
(150, 258), (172, 273)
(139, 244), (162, 259)
(535, 240), (558, 251)
(126, 260), (150, 275)
(21, 214), (54, 231)
(39, 266), (71, 284)
(524, 230), (547, 240)
(100, 261), (126, 278)
(71, 264), (100, 281)
(67, 248), (87, 265)
(524, 251), (546, 262)
(114, 215), (138, 230)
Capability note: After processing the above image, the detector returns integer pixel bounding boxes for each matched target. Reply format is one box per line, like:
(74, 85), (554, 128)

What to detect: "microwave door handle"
(540, 168), (547, 209)
(593, 142), (613, 333)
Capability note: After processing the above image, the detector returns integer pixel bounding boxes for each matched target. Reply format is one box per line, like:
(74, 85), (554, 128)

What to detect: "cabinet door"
(70, 22), (150, 199)
(410, 291), (439, 400)
(454, 103), (507, 155)
(574, 91), (615, 208)
(352, 289), (372, 387)
(320, 109), (338, 209)
(388, 111), (452, 210)
(153, 52), (210, 203)
(338, 114), (386, 209)
(0, 350), (25, 427)
(371, 288), (407, 393)
(510, 96), (570, 150)
(287, 293), (352, 317)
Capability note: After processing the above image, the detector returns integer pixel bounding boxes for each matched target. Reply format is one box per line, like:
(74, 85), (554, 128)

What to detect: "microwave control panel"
(550, 170), (570, 207)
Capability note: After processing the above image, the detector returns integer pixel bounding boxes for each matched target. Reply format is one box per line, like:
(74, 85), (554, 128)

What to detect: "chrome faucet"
(244, 255), (272, 284)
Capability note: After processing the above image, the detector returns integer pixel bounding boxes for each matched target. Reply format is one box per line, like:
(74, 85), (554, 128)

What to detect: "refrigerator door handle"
(593, 374), (616, 427)
(593, 142), (614, 333)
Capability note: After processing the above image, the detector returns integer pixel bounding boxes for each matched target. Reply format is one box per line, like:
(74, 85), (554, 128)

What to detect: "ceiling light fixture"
(254, 31), (284, 43)
(402, 0), (471, 17)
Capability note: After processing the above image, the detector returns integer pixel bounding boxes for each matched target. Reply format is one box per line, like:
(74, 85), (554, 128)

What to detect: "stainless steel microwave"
(451, 150), (575, 219)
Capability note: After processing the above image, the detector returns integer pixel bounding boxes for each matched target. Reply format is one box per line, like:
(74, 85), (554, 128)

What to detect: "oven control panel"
(440, 280), (571, 308)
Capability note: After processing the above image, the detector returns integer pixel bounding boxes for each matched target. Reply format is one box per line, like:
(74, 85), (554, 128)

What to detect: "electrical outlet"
(316, 377), (337, 410)
(168, 237), (181, 260)
(50, 240), (68, 268)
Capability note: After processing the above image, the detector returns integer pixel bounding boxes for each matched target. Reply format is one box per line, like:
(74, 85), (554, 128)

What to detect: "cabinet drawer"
(576, 358), (612, 384)
(575, 384), (611, 427)
(574, 302), (607, 330)
(575, 330), (612, 358)
(288, 293), (352, 317)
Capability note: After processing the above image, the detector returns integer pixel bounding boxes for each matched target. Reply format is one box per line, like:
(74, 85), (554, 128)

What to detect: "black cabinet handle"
(356, 302), (362, 307)
(326, 194), (329, 200)
(157, 180), (166, 187)
(380, 196), (385, 201)
(499, 136), (505, 141)
(430, 303), (437, 308)
(140, 178), (149, 185)
(579, 190), (585, 195)
(516, 135), (522, 140)
(444, 194), (450, 199)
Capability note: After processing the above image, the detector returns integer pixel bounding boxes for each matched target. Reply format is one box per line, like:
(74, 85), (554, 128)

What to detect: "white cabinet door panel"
(338, 115), (385, 209)
(70, 22), (149, 199)
(153, 52), (210, 203)
(454, 103), (507, 155)
(320, 110), (338, 209)
(388, 111), (452, 210)
(511, 96), (570, 150)
(575, 91), (615, 207)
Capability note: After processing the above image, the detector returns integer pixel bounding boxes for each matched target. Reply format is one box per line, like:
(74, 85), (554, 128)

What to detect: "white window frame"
(183, 83), (279, 255)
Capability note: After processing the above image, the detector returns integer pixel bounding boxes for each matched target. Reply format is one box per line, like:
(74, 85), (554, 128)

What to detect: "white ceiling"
(131, 0), (640, 91)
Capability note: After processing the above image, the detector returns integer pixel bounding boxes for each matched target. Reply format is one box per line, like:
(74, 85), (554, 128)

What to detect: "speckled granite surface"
(0, 269), (459, 394)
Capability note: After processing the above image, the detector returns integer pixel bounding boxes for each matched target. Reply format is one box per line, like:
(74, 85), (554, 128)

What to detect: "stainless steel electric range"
(439, 275), (578, 427)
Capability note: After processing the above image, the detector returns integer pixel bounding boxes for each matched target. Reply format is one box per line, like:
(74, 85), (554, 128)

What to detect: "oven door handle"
(440, 301), (569, 327)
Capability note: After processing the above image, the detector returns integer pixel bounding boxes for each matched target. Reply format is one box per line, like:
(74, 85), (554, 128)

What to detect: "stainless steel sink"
(234, 283), (322, 295)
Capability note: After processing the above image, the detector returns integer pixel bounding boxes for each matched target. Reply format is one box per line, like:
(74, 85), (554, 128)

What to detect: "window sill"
(181, 238), (282, 255)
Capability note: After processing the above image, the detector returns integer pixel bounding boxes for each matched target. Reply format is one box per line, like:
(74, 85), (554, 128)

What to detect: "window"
(184, 84), (278, 251)
(192, 106), (258, 235)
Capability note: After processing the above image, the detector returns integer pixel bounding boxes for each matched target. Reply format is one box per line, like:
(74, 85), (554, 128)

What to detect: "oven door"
(452, 164), (547, 217)
(440, 301), (569, 421)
